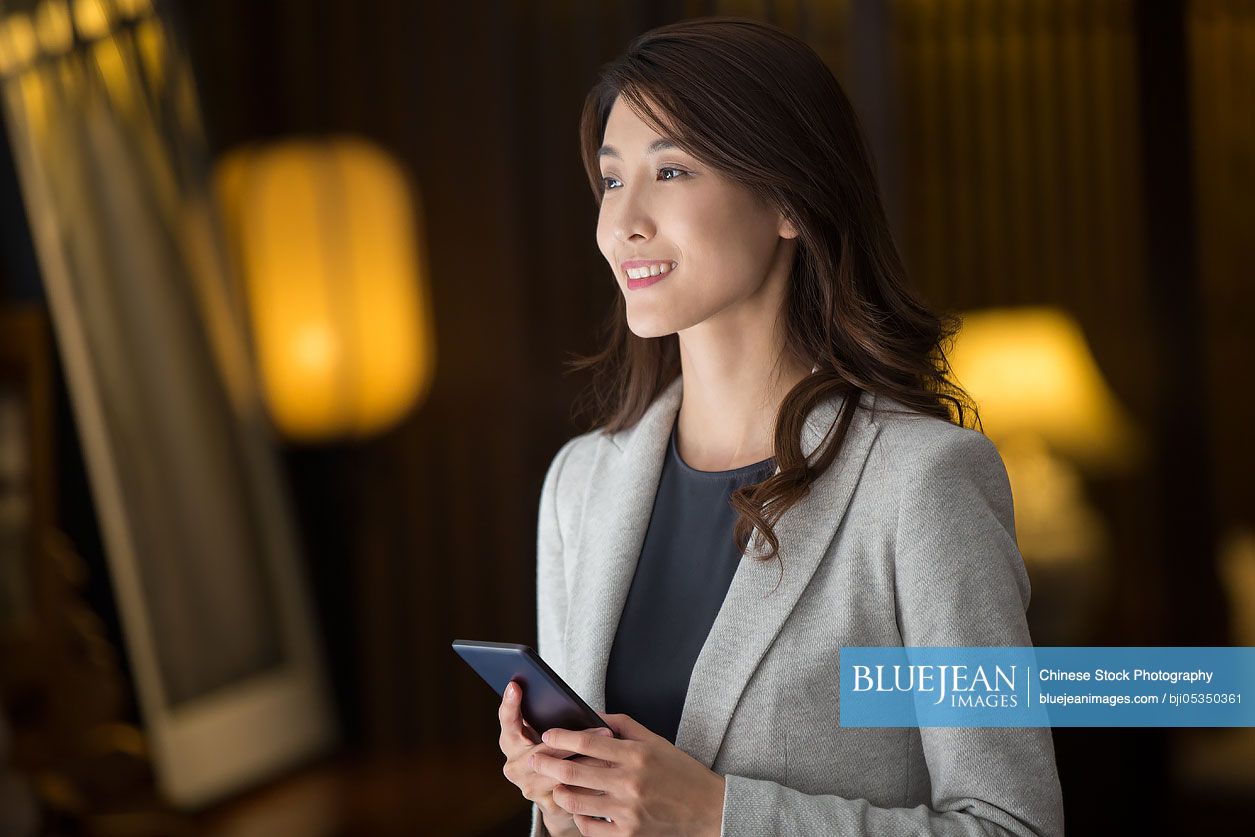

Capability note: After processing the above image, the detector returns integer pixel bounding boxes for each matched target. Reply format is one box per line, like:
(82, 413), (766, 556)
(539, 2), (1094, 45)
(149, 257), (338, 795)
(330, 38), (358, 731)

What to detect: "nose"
(609, 185), (656, 244)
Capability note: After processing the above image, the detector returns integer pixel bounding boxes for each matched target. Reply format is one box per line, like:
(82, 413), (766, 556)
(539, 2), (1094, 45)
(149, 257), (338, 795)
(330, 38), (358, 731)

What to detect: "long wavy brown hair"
(568, 17), (978, 566)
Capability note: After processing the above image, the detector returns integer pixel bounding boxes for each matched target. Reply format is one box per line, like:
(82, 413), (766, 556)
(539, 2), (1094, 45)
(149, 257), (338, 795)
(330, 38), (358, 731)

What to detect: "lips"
(627, 270), (671, 290)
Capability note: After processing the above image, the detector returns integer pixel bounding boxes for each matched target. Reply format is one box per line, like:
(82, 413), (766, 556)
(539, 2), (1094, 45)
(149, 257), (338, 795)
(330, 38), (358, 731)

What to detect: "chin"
(624, 311), (678, 340)
(626, 321), (672, 339)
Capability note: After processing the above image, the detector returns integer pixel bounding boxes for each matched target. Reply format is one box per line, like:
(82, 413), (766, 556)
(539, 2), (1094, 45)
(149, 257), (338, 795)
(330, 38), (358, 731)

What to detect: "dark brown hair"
(569, 17), (977, 566)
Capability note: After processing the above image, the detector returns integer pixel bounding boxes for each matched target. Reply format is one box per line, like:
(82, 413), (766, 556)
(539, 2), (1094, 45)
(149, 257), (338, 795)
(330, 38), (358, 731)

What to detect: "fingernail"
(507, 683), (517, 700)
(541, 730), (552, 743)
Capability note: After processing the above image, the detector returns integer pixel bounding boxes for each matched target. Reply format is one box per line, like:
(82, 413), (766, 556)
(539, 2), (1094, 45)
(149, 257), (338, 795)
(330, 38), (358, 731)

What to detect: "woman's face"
(595, 95), (797, 339)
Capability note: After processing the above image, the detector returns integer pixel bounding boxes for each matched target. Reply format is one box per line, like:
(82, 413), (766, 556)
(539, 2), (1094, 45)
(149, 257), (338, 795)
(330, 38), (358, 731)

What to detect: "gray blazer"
(529, 375), (1064, 836)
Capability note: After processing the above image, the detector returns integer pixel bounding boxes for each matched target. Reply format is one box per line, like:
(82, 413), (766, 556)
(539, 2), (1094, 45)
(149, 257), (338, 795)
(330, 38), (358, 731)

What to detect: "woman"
(499, 17), (1064, 837)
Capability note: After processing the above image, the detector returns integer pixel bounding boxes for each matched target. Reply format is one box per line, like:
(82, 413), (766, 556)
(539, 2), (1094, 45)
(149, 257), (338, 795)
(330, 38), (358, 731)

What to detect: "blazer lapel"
(674, 390), (881, 767)
(561, 374), (882, 772)
(562, 375), (684, 713)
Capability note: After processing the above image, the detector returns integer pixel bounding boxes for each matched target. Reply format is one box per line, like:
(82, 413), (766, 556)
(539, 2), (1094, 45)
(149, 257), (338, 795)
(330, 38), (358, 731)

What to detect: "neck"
(674, 332), (812, 472)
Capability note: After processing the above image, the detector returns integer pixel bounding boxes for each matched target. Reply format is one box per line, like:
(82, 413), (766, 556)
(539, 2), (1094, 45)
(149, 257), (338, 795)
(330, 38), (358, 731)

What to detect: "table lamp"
(950, 306), (1140, 642)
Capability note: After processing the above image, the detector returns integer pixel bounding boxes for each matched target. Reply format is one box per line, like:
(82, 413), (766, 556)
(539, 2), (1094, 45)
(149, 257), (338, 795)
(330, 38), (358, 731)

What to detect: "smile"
(625, 261), (676, 290)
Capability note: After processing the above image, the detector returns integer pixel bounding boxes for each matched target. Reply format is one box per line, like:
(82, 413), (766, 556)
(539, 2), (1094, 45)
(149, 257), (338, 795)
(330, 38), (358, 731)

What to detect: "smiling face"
(595, 95), (798, 339)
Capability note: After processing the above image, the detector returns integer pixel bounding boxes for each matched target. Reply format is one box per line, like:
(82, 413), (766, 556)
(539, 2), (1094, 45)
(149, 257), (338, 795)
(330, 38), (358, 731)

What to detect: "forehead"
(605, 96), (659, 136)
(598, 95), (682, 160)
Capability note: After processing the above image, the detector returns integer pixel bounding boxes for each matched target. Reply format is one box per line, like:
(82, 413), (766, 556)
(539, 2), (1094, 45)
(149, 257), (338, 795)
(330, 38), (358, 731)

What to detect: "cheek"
(592, 225), (622, 278)
(595, 212), (615, 260)
(592, 212), (605, 251)
(698, 214), (779, 289)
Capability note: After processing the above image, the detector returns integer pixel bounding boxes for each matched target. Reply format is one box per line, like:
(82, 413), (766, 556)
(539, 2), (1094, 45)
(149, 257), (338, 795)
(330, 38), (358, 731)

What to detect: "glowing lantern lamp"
(214, 137), (436, 442)
(948, 306), (1138, 473)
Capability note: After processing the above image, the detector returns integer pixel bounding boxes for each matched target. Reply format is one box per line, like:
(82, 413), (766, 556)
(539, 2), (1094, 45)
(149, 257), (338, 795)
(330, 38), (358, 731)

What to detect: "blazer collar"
(563, 374), (883, 767)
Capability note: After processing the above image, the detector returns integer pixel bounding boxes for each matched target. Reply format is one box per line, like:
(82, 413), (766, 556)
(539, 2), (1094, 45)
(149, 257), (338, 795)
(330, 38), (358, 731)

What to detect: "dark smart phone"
(451, 639), (614, 737)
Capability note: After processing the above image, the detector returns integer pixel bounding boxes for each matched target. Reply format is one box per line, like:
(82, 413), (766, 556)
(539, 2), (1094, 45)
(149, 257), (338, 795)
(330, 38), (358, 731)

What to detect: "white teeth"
(626, 262), (676, 279)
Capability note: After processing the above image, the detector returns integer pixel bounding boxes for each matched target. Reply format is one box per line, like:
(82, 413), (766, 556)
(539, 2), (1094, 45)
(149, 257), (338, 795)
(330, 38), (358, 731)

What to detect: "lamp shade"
(214, 137), (435, 441)
(949, 307), (1138, 471)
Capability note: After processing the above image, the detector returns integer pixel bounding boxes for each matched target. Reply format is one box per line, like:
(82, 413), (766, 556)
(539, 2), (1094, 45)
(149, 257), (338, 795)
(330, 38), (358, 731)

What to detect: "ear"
(778, 212), (799, 240)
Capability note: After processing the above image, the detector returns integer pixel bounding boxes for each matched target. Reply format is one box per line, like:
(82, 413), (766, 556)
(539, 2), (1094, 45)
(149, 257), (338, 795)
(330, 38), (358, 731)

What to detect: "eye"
(600, 167), (689, 191)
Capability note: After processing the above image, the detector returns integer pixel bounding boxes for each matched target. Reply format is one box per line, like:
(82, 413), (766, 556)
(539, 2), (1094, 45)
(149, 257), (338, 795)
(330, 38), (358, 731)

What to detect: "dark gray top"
(604, 417), (777, 744)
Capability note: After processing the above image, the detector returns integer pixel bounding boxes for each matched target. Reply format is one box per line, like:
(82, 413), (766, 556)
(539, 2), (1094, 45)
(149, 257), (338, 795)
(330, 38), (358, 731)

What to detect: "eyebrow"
(597, 138), (681, 160)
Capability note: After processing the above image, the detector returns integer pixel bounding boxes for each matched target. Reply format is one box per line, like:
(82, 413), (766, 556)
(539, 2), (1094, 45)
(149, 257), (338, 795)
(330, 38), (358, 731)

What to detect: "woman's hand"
(498, 680), (613, 836)
(531, 711), (726, 836)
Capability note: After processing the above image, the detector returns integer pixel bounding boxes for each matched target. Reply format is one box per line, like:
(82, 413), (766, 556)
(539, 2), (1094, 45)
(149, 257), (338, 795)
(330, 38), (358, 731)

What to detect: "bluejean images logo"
(851, 661), (1020, 708)
(839, 647), (1254, 727)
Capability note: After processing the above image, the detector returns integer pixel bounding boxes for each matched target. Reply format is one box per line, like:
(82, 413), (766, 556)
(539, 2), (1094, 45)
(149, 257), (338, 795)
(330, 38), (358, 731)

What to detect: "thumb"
(597, 712), (653, 741)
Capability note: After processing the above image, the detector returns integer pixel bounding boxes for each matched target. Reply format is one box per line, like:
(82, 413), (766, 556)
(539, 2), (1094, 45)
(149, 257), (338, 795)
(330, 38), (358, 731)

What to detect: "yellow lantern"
(214, 137), (435, 441)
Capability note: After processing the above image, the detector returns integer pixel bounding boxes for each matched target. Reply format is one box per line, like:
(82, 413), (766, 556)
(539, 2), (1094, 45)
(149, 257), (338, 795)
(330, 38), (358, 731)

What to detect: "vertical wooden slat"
(1001, 0), (1034, 306)
(971, 0), (1000, 303)
(1136, 0), (1226, 646)
(1189, 0), (1255, 537)
(1057, 0), (1087, 313)
(1031, 0), (1064, 301)
(912, 0), (950, 303)
(1089, 0), (1120, 335)
(943, 0), (975, 301)
(893, 1), (923, 292)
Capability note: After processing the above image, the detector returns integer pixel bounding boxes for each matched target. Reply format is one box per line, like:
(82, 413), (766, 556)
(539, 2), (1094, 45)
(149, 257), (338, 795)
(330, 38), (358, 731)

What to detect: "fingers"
(596, 711), (651, 740)
(536, 726), (614, 761)
(497, 681), (534, 754)
(552, 781), (618, 825)
(557, 782), (606, 801)
(504, 746), (617, 825)
(500, 699), (620, 808)
(530, 751), (612, 793)
(538, 726), (623, 762)
(572, 813), (617, 835)
(570, 754), (613, 771)
(499, 684), (567, 758)
(504, 749), (562, 803)
(497, 681), (523, 727)
(504, 730), (611, 782)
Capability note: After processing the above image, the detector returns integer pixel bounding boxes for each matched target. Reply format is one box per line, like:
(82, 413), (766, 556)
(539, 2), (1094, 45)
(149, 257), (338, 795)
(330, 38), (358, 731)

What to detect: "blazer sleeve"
(720, 429), (1066, 837)
(530, 437), (580, 837)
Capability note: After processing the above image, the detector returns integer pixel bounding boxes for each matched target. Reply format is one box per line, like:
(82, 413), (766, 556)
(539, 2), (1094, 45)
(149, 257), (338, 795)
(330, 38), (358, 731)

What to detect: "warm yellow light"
(214, 137), (436, 442)
(71, 0), (110, 41)
(34, 1), (73, 57)
(92, 34), (133, 112)
(0, 12), (37, 74)
(950, 307), (1139, 471)
(114, 0), (153, 20)
(70, 0), (110, 40)
(133, 17), (164, 94)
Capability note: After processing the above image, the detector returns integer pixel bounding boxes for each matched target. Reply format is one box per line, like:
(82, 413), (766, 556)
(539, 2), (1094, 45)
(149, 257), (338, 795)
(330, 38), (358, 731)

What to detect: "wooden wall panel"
(1189, 0), (1255, 536)
(164, 0), (1250, 777)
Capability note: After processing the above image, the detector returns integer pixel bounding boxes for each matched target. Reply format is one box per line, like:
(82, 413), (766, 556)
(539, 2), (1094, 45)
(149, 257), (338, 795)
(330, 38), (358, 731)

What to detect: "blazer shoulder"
(869, 394), (1005, 486)
(868, 395), (1017, 554)
(546, 428), (606, 484)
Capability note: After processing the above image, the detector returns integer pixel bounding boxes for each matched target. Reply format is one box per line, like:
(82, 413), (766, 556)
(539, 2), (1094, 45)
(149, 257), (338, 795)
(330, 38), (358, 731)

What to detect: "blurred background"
(0, 0), (1252, 834)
